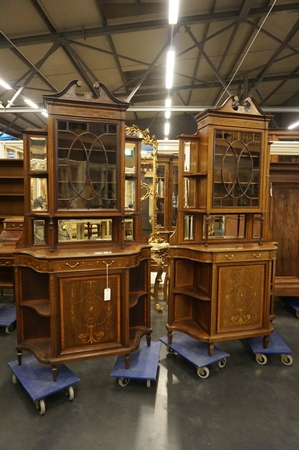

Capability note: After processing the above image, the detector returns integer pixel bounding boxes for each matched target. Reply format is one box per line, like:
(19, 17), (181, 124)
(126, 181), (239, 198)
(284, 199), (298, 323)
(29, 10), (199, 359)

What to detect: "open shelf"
(20, 299), (50, 317)
(173, 286), (210, 301)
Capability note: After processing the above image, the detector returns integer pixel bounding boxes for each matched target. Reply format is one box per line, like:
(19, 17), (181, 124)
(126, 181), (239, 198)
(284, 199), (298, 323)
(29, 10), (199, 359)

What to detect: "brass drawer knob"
(225, 254), (234, 260)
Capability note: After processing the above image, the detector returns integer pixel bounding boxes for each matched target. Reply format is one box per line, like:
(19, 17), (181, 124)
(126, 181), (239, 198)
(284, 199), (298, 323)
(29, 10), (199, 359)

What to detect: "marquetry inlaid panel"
(60, 273), (122, 352)
(217, 264), (265, 333)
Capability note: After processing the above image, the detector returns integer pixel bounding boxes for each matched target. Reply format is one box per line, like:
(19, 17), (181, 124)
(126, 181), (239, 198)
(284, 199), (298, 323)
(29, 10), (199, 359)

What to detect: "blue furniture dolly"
(111, 340), (161, 388)
(281, 297), (299, 319)
(247, 330), (293, 365)
(160, 332), (230, 379)
(0, 303), (16, 334)
(8, 354), (80, 415)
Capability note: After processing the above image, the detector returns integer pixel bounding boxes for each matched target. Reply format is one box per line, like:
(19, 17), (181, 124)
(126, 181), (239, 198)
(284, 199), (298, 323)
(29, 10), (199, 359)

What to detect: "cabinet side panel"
(194, 301), (210, 333)
(174, 259), (194, 286)
(173, 294), (193, 320)
(21, 309), (50, 341)
(217, 264), (265, 332)
(195, 263), (210, 295)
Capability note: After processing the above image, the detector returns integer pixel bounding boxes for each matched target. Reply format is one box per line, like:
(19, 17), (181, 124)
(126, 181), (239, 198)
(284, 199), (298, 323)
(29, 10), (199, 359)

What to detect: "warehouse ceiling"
(1, 0), (299, 140)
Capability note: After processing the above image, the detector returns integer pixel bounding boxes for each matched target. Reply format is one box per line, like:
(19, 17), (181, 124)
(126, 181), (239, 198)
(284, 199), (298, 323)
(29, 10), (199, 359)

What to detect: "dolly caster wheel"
(12, 374), (18, 384)
(255, 353), (268, 365)
(118, 378), (130, 387)
(66, 386), (75, 400)
(5, 324), (14, 334)
(218, 358), (227, 369)
(35, 399), (46, 415)
(197, 366), (210, 379)
(281, 354), (293, 366)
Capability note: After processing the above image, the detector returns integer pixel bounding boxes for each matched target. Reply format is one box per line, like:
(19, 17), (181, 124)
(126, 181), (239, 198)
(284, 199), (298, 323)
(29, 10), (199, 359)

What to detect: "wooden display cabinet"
(0, 159), (24, 229)
(14, 80), (152, 380)
(156, 153), (178, 240)
(269, 138), (299, 296)
(0, 155), (24, 294)
(167, 97), (277, 355)
(0, 217), (24, 293)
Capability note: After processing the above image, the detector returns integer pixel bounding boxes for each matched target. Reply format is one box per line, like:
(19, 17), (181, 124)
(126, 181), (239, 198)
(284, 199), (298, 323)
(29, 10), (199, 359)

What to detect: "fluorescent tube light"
(0, 78), (12, 90)
(164, 122), (170, 136)
(169, 0), (179, 24)
(288, 120), (299, 130)
(165, 98), (171, 118)
(24, 98), (38, 109)
(41, 110), (48, 117)
(166, 50), (175, 89)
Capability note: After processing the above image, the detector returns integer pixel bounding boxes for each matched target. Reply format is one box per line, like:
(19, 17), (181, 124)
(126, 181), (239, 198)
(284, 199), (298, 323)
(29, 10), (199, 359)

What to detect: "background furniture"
(0, 216), (23, 295)
(0, 159), (24, 234)
(155, 153), (178, 241)
(0, 153), (24, 295)
(269, 137), (299, 297)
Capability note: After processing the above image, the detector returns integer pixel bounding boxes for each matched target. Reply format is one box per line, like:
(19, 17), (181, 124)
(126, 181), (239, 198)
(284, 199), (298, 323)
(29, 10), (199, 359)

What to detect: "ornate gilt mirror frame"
(125, 124), (164, 244)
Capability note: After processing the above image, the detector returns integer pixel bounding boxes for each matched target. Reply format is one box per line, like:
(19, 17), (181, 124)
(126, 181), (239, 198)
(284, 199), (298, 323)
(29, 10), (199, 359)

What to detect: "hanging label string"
(103, 260), (114, 301)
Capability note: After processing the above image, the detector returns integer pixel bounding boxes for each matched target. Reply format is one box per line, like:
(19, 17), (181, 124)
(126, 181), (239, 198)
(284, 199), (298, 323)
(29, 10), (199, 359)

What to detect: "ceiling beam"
(248, 17), (299, 97)
(0, 3), (298, 49)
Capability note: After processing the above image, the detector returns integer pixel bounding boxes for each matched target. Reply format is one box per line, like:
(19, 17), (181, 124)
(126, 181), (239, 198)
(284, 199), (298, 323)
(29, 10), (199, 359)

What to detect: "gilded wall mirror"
(125, 125), (163, 243)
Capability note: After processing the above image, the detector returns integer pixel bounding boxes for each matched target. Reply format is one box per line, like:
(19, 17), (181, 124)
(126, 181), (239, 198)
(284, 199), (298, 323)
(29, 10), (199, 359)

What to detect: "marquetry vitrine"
(14, 80), (152, 380)
(167, 96), (277, 355)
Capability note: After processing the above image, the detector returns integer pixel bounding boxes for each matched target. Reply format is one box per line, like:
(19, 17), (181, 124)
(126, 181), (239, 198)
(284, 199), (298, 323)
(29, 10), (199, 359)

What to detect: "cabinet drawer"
(213, 251), (269, 263)
(51, 256), (126, 272)
(4, 221), (24, 231)
(0, 257), (14, 267)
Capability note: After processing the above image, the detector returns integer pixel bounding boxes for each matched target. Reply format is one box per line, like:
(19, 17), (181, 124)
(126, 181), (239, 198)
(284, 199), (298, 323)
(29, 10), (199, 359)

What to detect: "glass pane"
(125, 180), (135, 210)
(203, 214), (245, 239)
(31, 178), (47, 211)
(213, 130), (261, 208)
(184, 178), (196, 208)
(156, 165), (165, 227)
(253, 214), (261, 238)
(58, 219), (112, 242)
(277, 155), (299, 163)
(184, 142), (190, 171)
(33, 219), (45, 244)
(183, 141), (197, 172)
(184, 214), (194, 240)
(141, 156), (154, 238)
(30, 137), (47, 171)
(124, 218), (134, 241)
(125, 142), (136, 174)
(171, 165), (178, 227)
(57, 120), (118, 211)
(156, 197), (164, 226)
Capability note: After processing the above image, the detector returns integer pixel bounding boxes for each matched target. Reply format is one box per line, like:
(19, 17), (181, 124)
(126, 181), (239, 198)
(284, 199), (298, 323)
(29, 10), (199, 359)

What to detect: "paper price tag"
(104, 288), (111, 301)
